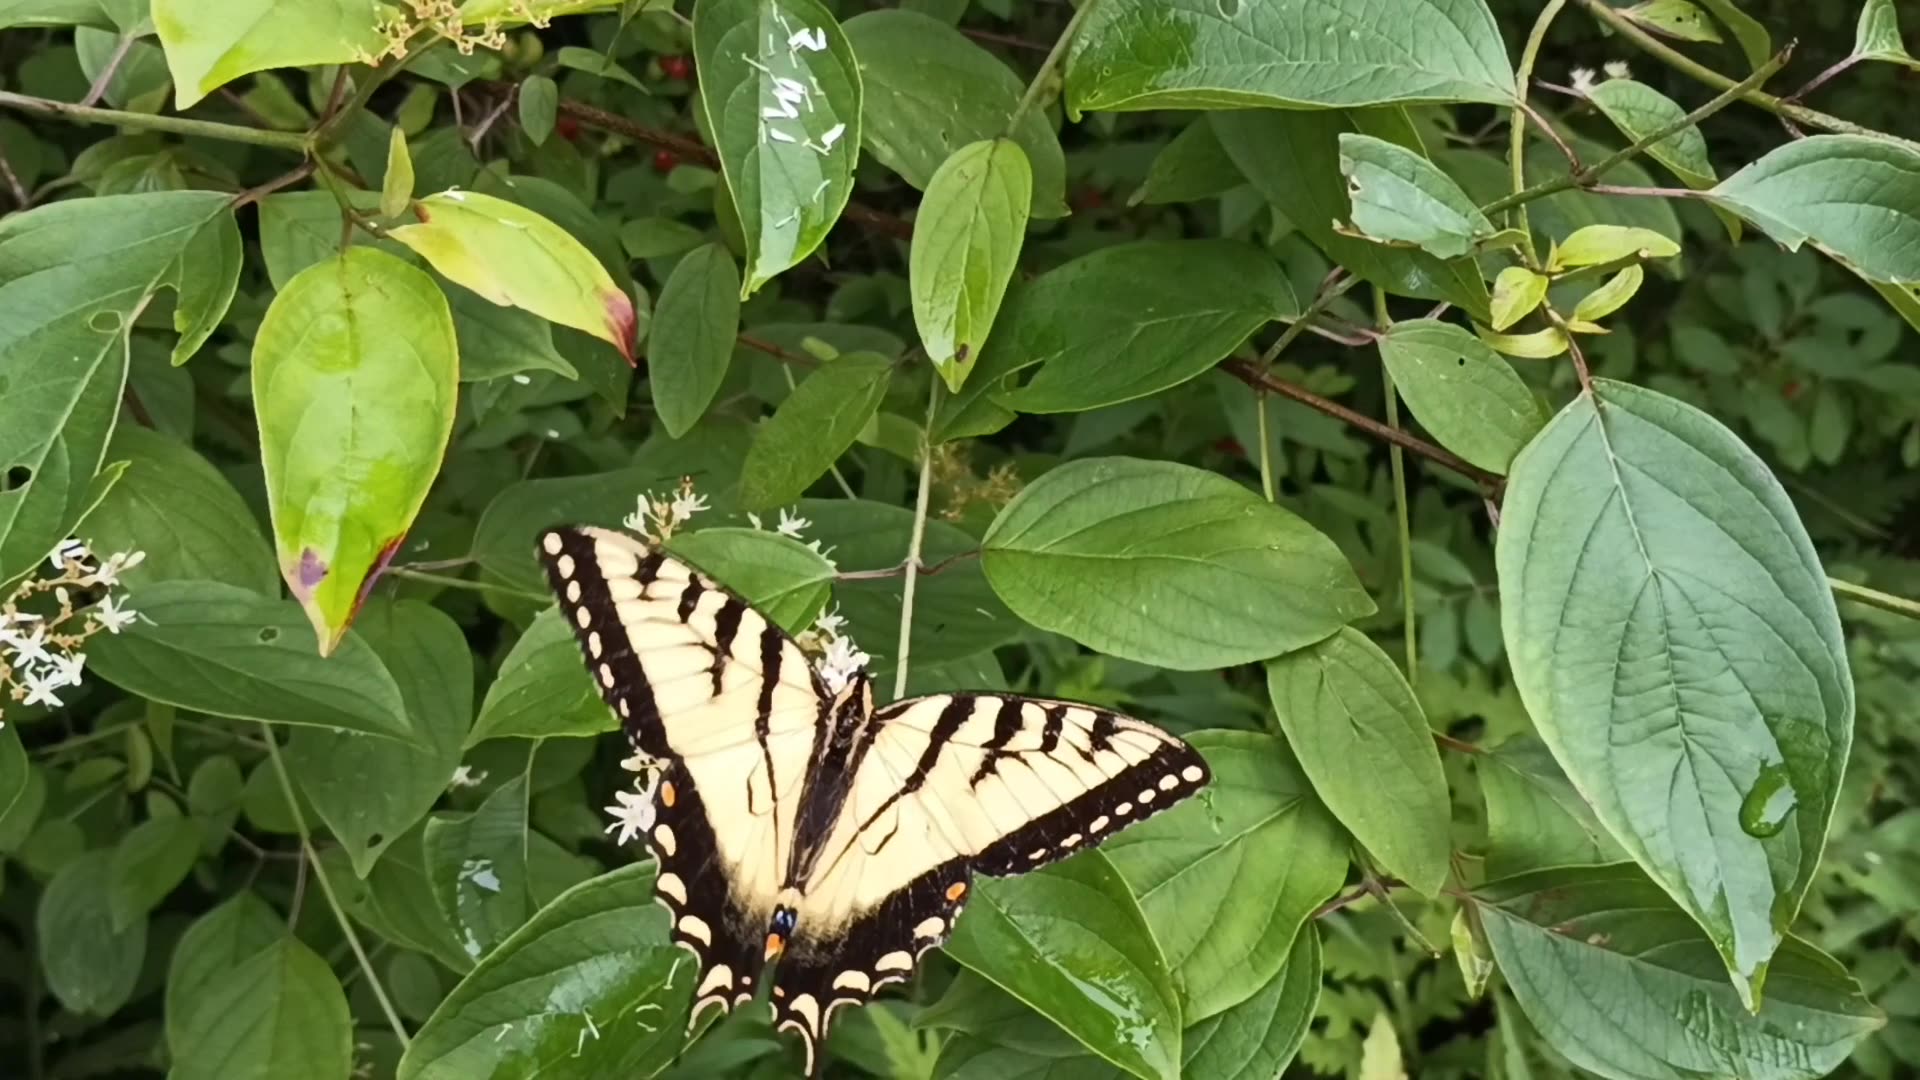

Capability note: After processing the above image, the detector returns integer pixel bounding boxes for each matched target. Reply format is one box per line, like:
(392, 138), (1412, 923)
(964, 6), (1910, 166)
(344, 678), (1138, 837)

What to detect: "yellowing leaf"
(1478, 325), (1570, 359)
(153, 0), (391, 109)
(1548, 225), (1682, 270)
(1622, 0), (1723, 42)
(1573, 264), (1646, 322)
(1490, 266), (1549, 331)
(389, 190), (636, 362)
(379, 126), (413, 219)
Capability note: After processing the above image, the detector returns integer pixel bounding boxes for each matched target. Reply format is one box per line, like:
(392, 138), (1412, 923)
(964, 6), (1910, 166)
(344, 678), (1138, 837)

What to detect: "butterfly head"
(765, 904), (798, 961)
(829, 667), (874, 722)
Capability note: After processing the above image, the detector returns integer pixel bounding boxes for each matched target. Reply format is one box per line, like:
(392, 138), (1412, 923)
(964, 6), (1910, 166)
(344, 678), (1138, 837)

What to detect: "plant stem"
(1255, 393), (1277, 502)
(892, 381), (942, 701)
(0, 91), (310, 151)
(1259, 271), (1359, 368)
(262, 725), (412, 1048)
(1220, 359), (1503, 491)
(1376, 287), (1417, 684)
(1006, 0), (1101, 133)
(1572, 0), (1905, 145)
(1482, 45), (1792, 217)
(80, 31), (137, 108)
(1509, 0), (1567, 264)
(389, 567), (547, 603)
(1829, 577), (1920, 620)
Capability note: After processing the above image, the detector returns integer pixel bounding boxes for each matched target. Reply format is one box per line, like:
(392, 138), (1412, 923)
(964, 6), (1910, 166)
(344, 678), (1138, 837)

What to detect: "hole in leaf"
(88, 310), (124, 334)
(1457, 356), (1467, 366)
(3, 465), (30, 490)
(257, 627), (280, 643)
(366, 832), (385, 848)
(1217, 0), (1240, 15)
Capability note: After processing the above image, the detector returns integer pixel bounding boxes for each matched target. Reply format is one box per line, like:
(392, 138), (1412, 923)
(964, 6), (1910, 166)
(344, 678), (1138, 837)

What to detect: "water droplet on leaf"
(1739, 761), (1796, 838)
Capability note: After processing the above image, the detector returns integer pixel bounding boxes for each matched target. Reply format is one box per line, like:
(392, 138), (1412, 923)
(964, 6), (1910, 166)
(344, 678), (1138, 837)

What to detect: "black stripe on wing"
(970, 737), (1208, 877)
(538, 526), (673, 758)
(644, 759), (767, 1026)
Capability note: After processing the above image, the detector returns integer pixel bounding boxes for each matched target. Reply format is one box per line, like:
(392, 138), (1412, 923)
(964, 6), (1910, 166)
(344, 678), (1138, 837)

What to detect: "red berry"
(1212, 437), (1246, 458)
(1071, 185), (1106, 211)
(660, 55), (692, 81)
(1783, 380), (1803, 400)
(555, 117), (580, 141)
(652, 149), (678, 174)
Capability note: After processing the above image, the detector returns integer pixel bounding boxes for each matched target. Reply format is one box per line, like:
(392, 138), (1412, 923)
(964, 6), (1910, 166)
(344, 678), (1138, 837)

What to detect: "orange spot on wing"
(945, 881), (967, 903)
(661, 781), (676, 807)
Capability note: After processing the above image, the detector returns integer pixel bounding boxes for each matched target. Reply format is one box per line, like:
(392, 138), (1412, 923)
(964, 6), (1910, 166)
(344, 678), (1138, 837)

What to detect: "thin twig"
(469, 86), (516, 151)
(1830, 577), (1920, 620)
(1541, 304), (1593, 392)
(1221, 359), (1504, 492)
(0, 90), (310, 151)
(1434, 731), (1483, 755)
(1258, 270), (1359, 368)
(1508, 0), (1568, 263)
(1482, 45), (1793, 218)
(1376, 287), (1417, 685)
(80, 32), (137, 108)
(0, 143), (28, 208)
(229, 161), (317, 210)
(1006, 0), (1103, 133)
(737, 333), (817, 366)
(836, 549), (979, 582)
(263, 725), (412, 1047)
(961, 28), (1051, 53)
(1582, 183), (1709, 199)
(891, 381), (942, 700)
(1787, 55), (1858, 104)
(1517, 100), (1583, 170)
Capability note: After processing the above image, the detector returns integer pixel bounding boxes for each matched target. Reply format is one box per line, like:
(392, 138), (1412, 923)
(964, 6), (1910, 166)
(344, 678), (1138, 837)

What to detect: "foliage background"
(0, 0), (1917, 1078)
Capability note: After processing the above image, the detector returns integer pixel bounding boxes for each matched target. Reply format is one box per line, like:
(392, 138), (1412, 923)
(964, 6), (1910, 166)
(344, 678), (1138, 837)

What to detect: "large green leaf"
(398, 861), (691, 1080)
(1854, 0), (1920, 66)
(1265, 628), (1451, 897)
(1585, 79), (1718, 190)
(1212, 109), (1492, 321)
(1181, 926), (1320, 1079)
(287, 599), (471, 876)
(165, 892), (287, 1051)
(36, 849), (146, 1016)
(108, 814), (202, 930)
(1478, 736), (1626, 878)
(1337, 133), (1495, 258)
(254, 247), (458, 654)
(737, 353), (892, 510)
(1065, 0), (1513, 112)
(1497, 379), (1853, 1006)
(1103, 731), (1346, 1020)
(910, 138), (1031, 394)
(946, 852), (1183, 1080)
(647, 242), (741, 438)
(168, 937), (354, 1080)
(991, 240), (1297, 415)
(981, 457), (1374, 670)
(924, 973), (1127, 1078)
(152, 0), (389, 107)
(694, 0), (862, 295)
(1707, 136), (1920, 284)
(90, 580), (413, 739)
(667, 526), (837, 632)
(423, 774), (538, 963)
(84, 424), (278, 595)
(1376, 318), (1547, 474)
(0, 190), (230, 585)
(1477, 864), (1882, 1080)
(842, 9), (1067, 218)
(470, 606), (610, 744)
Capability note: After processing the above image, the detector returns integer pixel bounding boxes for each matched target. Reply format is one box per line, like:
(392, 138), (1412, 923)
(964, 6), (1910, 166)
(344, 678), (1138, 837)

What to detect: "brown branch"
(1220, 358), (1504, 492)
(230, 161), (317, 210)
(0, 143), (29, 208)
(836, 549), (979, 582)
(736, 333), (817, 367)
(961, 28), (1051, 53)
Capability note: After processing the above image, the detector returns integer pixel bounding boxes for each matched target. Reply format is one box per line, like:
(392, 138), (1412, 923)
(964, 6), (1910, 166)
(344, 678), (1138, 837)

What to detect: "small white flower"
(805, 538), (838, 570)
(93, 595), (137, 634)
(603, 789), (656, 846)
(775, 508), (811, 539)
(1570, 66), (1597, 94)
(817, 634), (870, 694)
(448, 765), (488, 789)
(89, 550), (145, 588)
(746, 512), (764, 531)
(47, 538), (90, 572)
(1604, 59), (1632, 80)
(21, 668), (64, 708)
(4, 623), (51, 667)
(619, 751), (658, 775)
(812, 606), (846, 638)
(669, 491), (709, 526)
(46, 651), (84, 688)
(0, 609), (40, 636)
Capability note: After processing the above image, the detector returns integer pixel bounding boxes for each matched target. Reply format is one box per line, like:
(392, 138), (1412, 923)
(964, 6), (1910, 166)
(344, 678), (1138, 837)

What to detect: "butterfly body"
(538, 524), (1210, 1073)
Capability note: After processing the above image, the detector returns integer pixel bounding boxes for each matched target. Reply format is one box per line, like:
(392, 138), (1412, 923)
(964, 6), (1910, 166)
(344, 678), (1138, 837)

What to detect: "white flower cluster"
(604, 750), (662, 846)
(745, 505), (838, 569)
(622, 476), (709, 542)
(1, 540), (145, 725)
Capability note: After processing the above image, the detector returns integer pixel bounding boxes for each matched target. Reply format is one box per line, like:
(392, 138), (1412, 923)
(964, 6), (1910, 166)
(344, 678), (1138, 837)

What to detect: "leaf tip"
(604, 290), (638, 365)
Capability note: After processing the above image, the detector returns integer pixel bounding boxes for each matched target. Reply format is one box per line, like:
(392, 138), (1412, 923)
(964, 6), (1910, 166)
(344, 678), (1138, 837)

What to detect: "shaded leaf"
(1377, 318), (1547, 474)
(37, 849), (146, 1015)
(169, 937), (353, 1080)
(84, 424), (278, 595)
(737, 353), (892, 510)
(648, 242), (741, 438)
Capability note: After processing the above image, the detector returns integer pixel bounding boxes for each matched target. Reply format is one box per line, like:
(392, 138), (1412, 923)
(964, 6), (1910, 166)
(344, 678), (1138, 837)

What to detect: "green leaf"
(737, 353), (892, 510)
(37, 849), (146, 1015)
(90, 580), (413, 739)
(842, 9), (1067, 218)
(165, 892), (286, 1051)
(108, 814), (201, 930)
(382, 125), (416, 219)
(648, 242), (742, 438)
(449, 286), (580, 382)
(1707, 135), (1920, 284)
(358, 821), (475, 972)
(981, 457), (1374, 670)
(1376, 318), (1547, 474)
(399, 861), (691, 1080)
(1064, 0), (1513, 111)
(1497, 379), (1855, 1006)
(1135, 119), (1244, 206)
(1571, 264), (1646, 323)
(1489, 266), (1548, 331)
(1338, 133), (1495, 258)
(620, 217), (707, 260)
(1477, 864), (1882, 1080)
(254, 247), (457, 654)
(911, 139), (1031, 393)
(1478, 736), (1626, 878)
(287, 600), (470, 876)
(391, 189), (637, 362)
(470, 607), (611, 744)
(1585, 79), (1718, 190)
(666, 527), (837, 632)
(0, 724), (27, 829)
(1855, 0), (1919, 65)
(423, 775), (589, 964)
(257, 189), (401, 290)
(0, 190), (228, 585)
(517, 74), (558, 145)
(169, 937), (354, 1080)
(1622, 0), (1723, 42)
(1547, 224), (1682, 270)
(695, 0), (862, 295)
(84, 424), (277, 595)
(1104, 731), (1346, 1020)
(991, 240), (1298, 415)
(946, 852), (1183, 1080)
(1698, 0), (1773, 69)
(1181, 926), (1320, 1079)
(800, 497), (1019, 677)
(921, 971), (1123, 1077)
(1213, 109), (1492, 322)
(151, 0), (387, 107)
(553, 45), (647, 90)
(1265, 629), (1451, 896)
